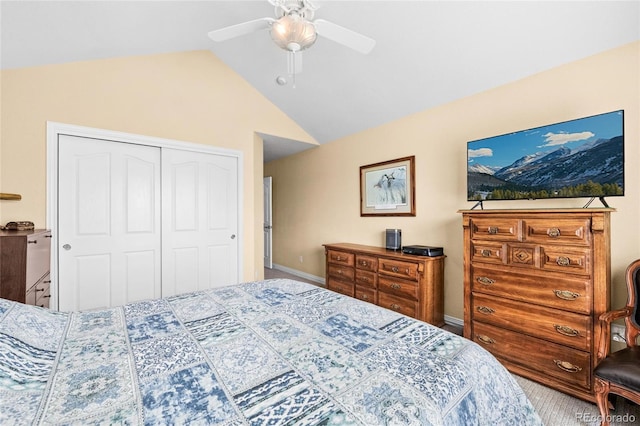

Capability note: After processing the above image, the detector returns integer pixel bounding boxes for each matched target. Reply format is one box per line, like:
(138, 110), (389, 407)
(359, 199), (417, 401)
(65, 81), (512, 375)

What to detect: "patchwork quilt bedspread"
(0, 279), (542, 425)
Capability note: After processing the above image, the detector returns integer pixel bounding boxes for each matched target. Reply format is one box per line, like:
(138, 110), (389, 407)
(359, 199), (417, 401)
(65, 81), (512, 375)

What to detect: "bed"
(0, 278), (542, 425)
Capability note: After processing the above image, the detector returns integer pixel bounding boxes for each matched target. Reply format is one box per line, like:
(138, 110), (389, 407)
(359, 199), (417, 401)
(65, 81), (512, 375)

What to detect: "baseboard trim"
(444, 315), (463, 328)
(271, 263), (326, 285)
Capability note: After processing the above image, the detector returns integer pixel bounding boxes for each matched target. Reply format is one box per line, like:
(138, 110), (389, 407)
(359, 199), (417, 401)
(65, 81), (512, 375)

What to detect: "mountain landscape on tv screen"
(467, 135), (624, 200)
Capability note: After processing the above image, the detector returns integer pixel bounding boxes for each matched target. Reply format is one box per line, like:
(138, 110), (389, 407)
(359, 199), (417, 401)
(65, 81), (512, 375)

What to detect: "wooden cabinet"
(0, 230), (52, 308)
(323, 243), (445, 326)
(460, 209), (612, 402)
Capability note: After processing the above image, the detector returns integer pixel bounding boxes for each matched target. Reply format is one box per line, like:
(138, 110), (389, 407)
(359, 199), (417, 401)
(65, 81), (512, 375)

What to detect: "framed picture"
(360, 156), (415, 216)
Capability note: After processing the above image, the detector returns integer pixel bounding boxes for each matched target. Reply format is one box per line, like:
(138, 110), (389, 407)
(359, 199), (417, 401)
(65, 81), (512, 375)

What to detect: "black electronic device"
(402, 245), (443, 257)
(385, 229), (402, 250)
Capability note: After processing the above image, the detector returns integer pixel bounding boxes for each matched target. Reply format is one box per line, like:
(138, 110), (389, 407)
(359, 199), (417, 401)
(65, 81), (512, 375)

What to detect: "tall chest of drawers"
(0, 230), (52, 308)
(460, 209), (612, 402)
(323, 243), (445, 326)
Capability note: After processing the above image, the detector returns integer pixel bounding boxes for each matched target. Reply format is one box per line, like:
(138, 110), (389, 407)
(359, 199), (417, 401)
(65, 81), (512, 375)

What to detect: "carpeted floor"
(514, 375), (639, 426)
(264, 267), (639, 426)
(263, 267), (321, 285)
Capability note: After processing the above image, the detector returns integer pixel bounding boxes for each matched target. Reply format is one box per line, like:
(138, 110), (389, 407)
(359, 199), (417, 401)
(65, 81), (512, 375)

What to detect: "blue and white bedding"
(0, 278), (542, 425)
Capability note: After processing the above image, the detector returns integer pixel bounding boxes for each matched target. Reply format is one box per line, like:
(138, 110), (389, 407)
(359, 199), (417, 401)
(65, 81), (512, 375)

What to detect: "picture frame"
(360, 156), (415, 216)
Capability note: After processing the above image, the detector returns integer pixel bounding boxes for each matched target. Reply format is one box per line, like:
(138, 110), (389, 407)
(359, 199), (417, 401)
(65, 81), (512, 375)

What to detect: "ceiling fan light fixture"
(270, 13), (316, 52)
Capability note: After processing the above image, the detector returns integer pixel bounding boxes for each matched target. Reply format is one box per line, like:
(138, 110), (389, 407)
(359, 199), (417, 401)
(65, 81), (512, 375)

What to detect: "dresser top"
(323, 243), (445, 260)
(457, 208), (615, 214)
(0, 229), (50, 237)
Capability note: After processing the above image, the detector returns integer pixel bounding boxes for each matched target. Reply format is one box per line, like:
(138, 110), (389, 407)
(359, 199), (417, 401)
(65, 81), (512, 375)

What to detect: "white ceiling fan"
(207, 0), (375, 78)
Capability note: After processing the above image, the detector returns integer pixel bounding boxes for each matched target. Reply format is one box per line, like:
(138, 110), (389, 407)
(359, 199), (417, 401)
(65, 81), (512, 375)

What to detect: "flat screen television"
(467, 110), (624, 205)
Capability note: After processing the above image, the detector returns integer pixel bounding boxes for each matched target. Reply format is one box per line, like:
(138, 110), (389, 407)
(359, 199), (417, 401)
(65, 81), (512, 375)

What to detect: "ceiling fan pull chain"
(292, 53), (296, 88)
(287, 51), (298, 88)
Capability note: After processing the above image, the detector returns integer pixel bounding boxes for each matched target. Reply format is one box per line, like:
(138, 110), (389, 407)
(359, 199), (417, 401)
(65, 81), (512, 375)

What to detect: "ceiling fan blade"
(313, 19), (376, 54)
(208, 18), (274, 42)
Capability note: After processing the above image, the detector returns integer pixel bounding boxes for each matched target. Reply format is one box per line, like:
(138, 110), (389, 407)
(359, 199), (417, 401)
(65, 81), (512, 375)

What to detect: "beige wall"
(0, 50), (317, 282)
(265, 41), (640, 321)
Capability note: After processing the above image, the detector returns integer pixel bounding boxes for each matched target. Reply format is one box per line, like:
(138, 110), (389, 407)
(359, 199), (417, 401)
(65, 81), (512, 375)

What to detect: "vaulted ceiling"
(2, 1), (638, 161)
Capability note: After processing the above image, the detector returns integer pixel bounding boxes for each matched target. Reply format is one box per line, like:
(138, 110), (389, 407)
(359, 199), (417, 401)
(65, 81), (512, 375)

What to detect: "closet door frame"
(46, 121), (244, 311)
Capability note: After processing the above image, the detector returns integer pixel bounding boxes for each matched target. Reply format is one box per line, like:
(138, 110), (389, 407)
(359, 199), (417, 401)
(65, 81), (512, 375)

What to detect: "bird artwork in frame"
(360, 156), (415, 216)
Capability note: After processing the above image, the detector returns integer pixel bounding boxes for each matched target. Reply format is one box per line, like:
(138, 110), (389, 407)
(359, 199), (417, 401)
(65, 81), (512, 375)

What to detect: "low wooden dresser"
(460, 208), (612, 402)
(323, 243), (445, 326)
(0, 229), (52, 308)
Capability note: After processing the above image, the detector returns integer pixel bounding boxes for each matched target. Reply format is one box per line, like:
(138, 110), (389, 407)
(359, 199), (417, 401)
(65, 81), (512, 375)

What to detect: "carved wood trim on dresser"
(323, 243), (445, 326)
(0, 229), (52, 308)
(459, 208), (613, 402)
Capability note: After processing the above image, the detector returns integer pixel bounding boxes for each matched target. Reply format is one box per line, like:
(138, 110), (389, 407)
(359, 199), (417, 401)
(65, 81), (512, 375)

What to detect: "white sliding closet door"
(161, 148), (239, 296)
(58, 135), (161, 311)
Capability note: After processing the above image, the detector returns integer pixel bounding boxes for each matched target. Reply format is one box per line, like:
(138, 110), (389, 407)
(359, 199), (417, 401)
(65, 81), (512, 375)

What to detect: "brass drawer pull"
(391, 266), (399, 273)
(334, 255), (342, 261)
(556, 256), (571, 266)
(477, 276), (495, 285)
(359, 276), (370, 282)
(476, 334), (495, 345)
(554, 360), (582, 373)
(554, 325), (579, 337)
(390, 303), (401, 311)
(488, 226), (498, 235)
(481, 249), (491, 257)
(337, 270), (343, 275)
(476, 306), (495, 315)
(390, 283), (401, 290)
(553, 290), (580, 301)
(547, 227), (561, 238)
(360, 260), (368, 266)
(360, 294), (369, 300)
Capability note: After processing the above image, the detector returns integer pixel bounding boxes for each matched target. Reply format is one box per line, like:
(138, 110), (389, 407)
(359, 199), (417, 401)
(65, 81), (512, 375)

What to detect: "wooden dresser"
(460, 209), (612, 402)
(323, 243), (445, 326)
(0, 229), (52, 308)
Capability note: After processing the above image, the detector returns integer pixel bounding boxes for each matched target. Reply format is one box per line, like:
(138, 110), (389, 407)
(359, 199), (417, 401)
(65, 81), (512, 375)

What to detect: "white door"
(161, 149), (239, 296)
(58, 135), (161, 311)
(263, 176), (273, 269)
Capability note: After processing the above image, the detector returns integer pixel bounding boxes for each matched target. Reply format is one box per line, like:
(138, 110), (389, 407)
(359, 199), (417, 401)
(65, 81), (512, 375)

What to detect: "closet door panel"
(58, 135), (161, 311)
(162, 149), (239, 296)
(126, 157), (157, 233)
(173, 162), (199, 231)
(73, 254), (112, 311)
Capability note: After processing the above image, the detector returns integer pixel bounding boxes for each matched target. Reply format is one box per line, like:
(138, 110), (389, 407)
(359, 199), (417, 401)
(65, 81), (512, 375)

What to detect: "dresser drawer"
(355, 270), (376, 288)
(470, 217), (520, 241)
(540, 246), (590, 275)
(470, 241), (504, 265)
(378, 258), (419, 281)
(472, 293), (590, 351)
(473, 321), (591, 390)
(471, 266), (591, 314)
(506, 244), (536, 268)
(327, 250), (354, 267)
(26, 231), (51, 287)
(25, 286), (37, 306)
(327, 278), (354, 297)
(378, 292), (417, 317)
(34, 273), (51, 308)
(378, 275), (418, 301)
(328, 264), (355, 281)
(355, 285), (376, 304)
(355, 254), (377, 271)
(524, 218), (591, 246)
